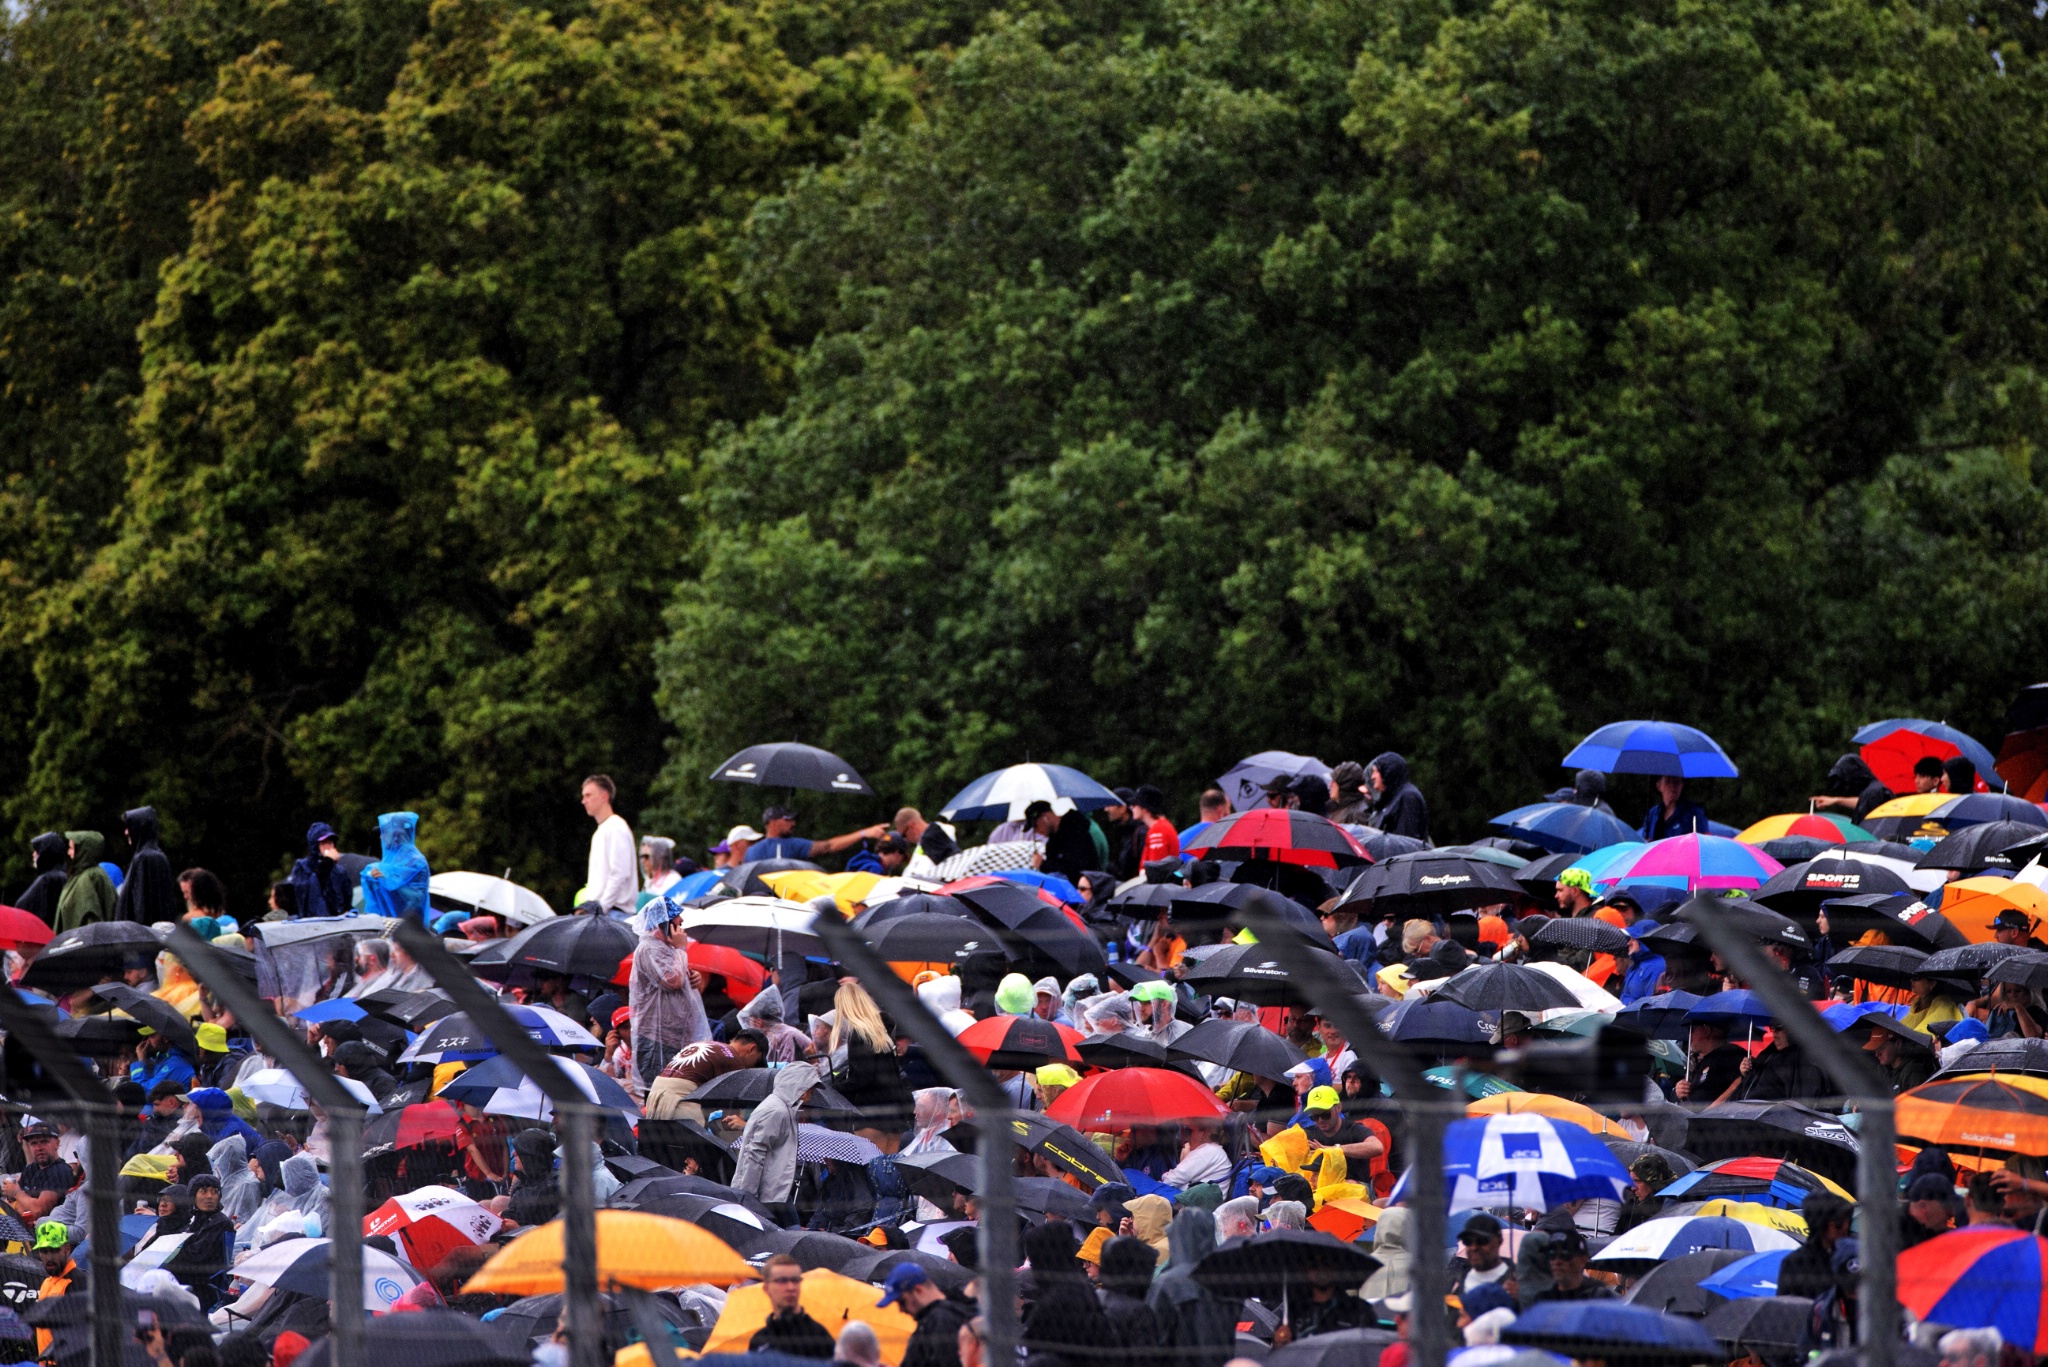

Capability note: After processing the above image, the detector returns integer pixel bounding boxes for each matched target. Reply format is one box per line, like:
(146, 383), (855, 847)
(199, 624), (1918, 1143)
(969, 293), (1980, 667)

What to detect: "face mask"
(532, 1343), (569, 1367)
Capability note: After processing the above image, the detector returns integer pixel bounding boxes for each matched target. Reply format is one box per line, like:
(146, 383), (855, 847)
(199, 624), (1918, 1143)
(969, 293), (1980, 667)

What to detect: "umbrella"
(1824, 944), (1931, 991)
(88, 983), (198, 1056)
(682, 896), (823, 956)
(1918, 821), (2047, 873)
(1934, 793), (2048, 830)
(1590, 1216), (1801, 1274)
(1864, 792), (1966, 843)
(1168, 881), (1331, 942)
(1896, 1073), (2048, 1154)
(1854, 719), (2003, 795)
(363, 1185), (503, 1269)
(1356, 831), (1431, 862)
(1429, 963), (1584, 1014)
(1531, 918), (1630, 955)
(1997, 684), (2048, 802)
(1898, 1226), (2048, 1353)
(938, 763), (1119, 821)
(1011, 1176), (1095, 1221)
(1667, 1199), (1809, 1234)
(362, 1099), (463, 1154)
(941, 1111), (1121, 1188)
(700, 1268), (914, 1361)
(1672, 895), (1810, 951)
(1989, 952), (2048, 991)
(1681, 991), (1776, 1029)
(471, 913), (637, 985)
(1387, 995), (1497, 1046)
(19, 920), (163, 992)
(690, 1069), (857, 1113)
(797, 1124), (882, 1165)
(719, 860), (828, 899)
(0, 907), (51, 953)
(428, 872), (555, 926)
(956, 1015), (1082, 1069)
(865, 913), (1009, 966)
(1216, 751), (1331, 811)
(238, 1067), (384, 1115)
(1735, 814), (1870, 846)
(615, 1194), (781, 1254)
(1337, 853), (1526, 916)
(1181, 941), (1367, 1007)
(1184, 808), (1370, 869)
(1193, 1228), (1380, 1300)
(234, 1237), (422, 1311)
(399, 1004), (603, 1065)
(1922, 942), (2034, 980)
(709, 742), (873, 795)
(1390, 1113), (1631, 1210)
(931, 842), (1042, 881)
(1490, 803), (1639, 855)
(1816, 892), (1959, 949)
(991, 869), (1084, 904)
(1696, 1248), (1791, 1301)
(889, 1151), (982, 1206)
(1657, 1157), (1847, 1208)
(608, 1173), (775, 1222)
(1467, 1093), (1630, 1137)
(1605, 836), (1781, 893)
(1703, 1297), (1815, 1354)
(357, 987), (458, 1030)
(854, 892), (972, 927)
(1939, 878), (2048, 942)
(53, 1013), (142, 1053)
(1624, 1249), (1752, 1314)
(486, 1293), (702, 1355)
(467, 1210), (756, 1294)
(1602, 1138), (1696, 1177)
(1684, 1103), (1859, 1185)
(1934, 1037), (2048, 1081)
(1502, 1300), (1723, 1361)
(1562, 721), (1740, 780)
(436, 1054), (640, 1121)
(1261, 1329), (1403, 1367)
(294, 1312), (529, 1367)
(948, 882), (1106, 978)
(1168, 1018), (1309, 1078)
(1046, 1067), (1228, 1128)
(1610, 991), (1707, 1040)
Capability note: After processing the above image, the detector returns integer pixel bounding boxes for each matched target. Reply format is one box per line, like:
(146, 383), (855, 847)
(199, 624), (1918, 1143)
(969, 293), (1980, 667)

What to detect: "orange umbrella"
(1897, 1073), (2048, 1155)
(463, 1210), (754, 1294)
(702, 1268), (917, 1364)
(1934, 879), (2048, 943)
(1467, 1092), (1629, 1137)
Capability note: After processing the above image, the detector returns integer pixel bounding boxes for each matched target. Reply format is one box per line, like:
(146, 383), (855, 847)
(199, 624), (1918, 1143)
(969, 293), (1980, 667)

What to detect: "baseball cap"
(1304, 1085), (1341, 1112)
(1035, 1064), (1081, 1089)
(194, 1023), (229, 1054)
(20, 1121), (55, 1141)
(761, 804), (797, 824)
(612, 1006), (633, 1028)
(876, 1263), (929, 1307)
(708, 840), (730, 854)
(1459, 1212), (1504, 1240)
(725, 825), (765, 845)
(1546, 1229), (1590, 1257)
(31, 1222), (67, 1251)
(1992, 908), (2034, 929)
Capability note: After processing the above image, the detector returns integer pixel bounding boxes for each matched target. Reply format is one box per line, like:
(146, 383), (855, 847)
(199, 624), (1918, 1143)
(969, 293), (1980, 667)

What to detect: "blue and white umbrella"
(1489, 803), (1638, 855)
(1390, 1114), (1631, 1210)
(1591, 1215), (1800, 1272)
(1215, 751), (1330, 812)
(398, 1004), (602, 1065)
(939, 763), (1121, 822)
(238, 1067), (384, 1115)
(435, 1054), (640, 1121)
(1562, 721), (1740, 779)
(1696, 1248), (1791, 1301)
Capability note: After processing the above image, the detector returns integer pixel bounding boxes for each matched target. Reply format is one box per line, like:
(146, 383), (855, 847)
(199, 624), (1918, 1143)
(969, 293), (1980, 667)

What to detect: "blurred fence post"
(1238, 892), (1454, 1367)
(168, 926), (367, 1367)
(811, 909), (1022, 1367)
(1690, 917), (1898, 1367)
(392, 921), (606, 1367)
(0, 982), (127, 1367)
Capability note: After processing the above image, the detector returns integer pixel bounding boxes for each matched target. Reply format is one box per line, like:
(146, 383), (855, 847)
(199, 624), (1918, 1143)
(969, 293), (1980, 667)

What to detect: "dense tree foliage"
(0, 0), (2044, 901)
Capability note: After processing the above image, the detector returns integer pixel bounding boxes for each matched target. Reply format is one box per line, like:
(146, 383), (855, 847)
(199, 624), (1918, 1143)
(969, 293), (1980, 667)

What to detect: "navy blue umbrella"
(1563, 721), (1740, 779)
(1611, 991), (1707, 1040)
(1503, 1300), (1723, 1362)
(1681, 989), (1775, 1029)
(1490, 802), (1639, 855)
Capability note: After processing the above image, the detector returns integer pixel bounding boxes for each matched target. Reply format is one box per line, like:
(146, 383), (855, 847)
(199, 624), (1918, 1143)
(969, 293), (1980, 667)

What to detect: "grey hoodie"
(1148, 1208), (1240, 1367)
(731, 1061), (816, 1205)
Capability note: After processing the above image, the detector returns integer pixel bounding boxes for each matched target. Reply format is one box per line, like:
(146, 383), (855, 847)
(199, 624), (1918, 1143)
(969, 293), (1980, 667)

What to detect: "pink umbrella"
(1604, 835), (1783, 892)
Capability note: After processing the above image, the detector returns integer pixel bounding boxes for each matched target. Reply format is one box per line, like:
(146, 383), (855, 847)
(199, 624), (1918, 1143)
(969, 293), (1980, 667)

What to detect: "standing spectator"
(722, 825), (763, 865)
(1639, 776), (1707, 840)
(750, 1255), (835, 1357)
(829, 980), (911, 1147)
(1130, 787), (1180, 865)
(288, 823), (349, 920)
(1912, 756), (1944, 793)
(744, 806), (887, 865)
(1367, 755), (1430, 842)
(1020, 1222), (1113, 1367)
(1545, 769), (1616, 814)
(1943, 757), (1979, 794)
(731, 1062), (817, 1211)
(359, 812), (431, 926)
(178, 868), (226, 923)
(630, 899), (711, 1085)
(1179, 790), (1232, 848)
(1150, 1210), (1238, 1367)
(581, 776), (637, 914)
(453, 1104), (510, 1198)
(14, 834), (66, 927)
(1097, 1238), (1165, 1351)
(883, 1264), (973, 1367)
(115, 807), (181, 924)
(1097, 793), (1141, 880)
(1326, 766), (1372, 825)
(53, 832), (116, 931)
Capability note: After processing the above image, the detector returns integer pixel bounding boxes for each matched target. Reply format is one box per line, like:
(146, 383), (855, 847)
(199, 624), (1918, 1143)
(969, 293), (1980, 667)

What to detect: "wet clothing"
(732, 1062), (816, 1205)
(1149, 1210), (1239, 1367)
(288, 825), (350, 920)
(1735, 1041), (1829, 1102)
(53, 832), (116, 932)
(903, 1292), (975, 1367)
(749, 1308), (836, 1358)
(360, 812), (430, 925)
(1827, 755), (1894, 826)
(1640, 799), (1710, 841)
(15, 833), (67, 926)
(1367, 754), (1430, 843)
(631, 931), (711, 1084)
(114, 808), (180, 924)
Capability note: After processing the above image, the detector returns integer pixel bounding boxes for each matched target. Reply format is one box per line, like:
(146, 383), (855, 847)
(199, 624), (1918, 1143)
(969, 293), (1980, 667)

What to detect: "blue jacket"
(1639, 800), (1710, 841)
(1333, 927), (1380, 973)
(130, 1051), (196, 1094)
(1620, 952), (1666, 1005)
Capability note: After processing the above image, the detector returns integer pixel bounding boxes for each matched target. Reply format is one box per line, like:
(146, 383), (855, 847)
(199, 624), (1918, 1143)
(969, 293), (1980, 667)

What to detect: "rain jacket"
(1639, 797), (1710, 841)
(187, 1088), (264, 1153)
(1360, 1206), (1410, 1300)
(288, 823), (349, 920)
(731, 1061), (816, 1205)
(1148, 1209), (1239, 1367)
(210, 1134), (261, 1226)
(15, 833), (67, 926)
(1826, 755), (1894, 826)
(360, 812), (431, 925)
(1367, 754), (1430, 843)
(1127, 1193), (1173, 1263)
(114, 808), (181, 924)
(53, 832), (116, 931)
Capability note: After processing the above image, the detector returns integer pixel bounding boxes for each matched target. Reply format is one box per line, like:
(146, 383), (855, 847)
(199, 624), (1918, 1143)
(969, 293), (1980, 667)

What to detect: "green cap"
(32, 1222), (68, 1251)
(1129, 980), (1176, 1004)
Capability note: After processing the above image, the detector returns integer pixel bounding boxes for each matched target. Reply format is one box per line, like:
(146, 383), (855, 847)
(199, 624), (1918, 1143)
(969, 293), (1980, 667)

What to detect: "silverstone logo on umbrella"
(725, 762), (759, 777)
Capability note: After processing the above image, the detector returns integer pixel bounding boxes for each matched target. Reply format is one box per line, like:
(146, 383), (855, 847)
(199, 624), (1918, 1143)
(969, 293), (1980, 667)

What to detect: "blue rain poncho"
(360, 812), (431, 926)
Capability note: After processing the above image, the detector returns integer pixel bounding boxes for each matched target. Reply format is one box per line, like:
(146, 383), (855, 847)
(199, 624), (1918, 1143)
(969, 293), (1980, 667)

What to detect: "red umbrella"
(361, 1099), (463, 1153)
(363, 1185), (503, 1268)
(957, 1015), (1082, 1068)
(1046, 1067), (1228, 1129)
(690, 941), (767, 995)
(1182, 809), (1370, 868)
(0, 907), (53, 952)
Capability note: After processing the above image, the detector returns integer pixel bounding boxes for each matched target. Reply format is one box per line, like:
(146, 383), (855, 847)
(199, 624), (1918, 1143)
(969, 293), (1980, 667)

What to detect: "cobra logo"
(373, 1278), (405, 1304)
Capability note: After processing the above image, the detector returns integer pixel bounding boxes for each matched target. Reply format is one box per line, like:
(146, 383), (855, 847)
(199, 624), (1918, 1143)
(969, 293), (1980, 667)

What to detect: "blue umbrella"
(1611, 991), (1706, 1040)
(1697, 1248), (1791, 1301)
(1214, 751), (1330, 812)
(991, 870), (1083, 904)
(1683, 990), (1776, 1028)
(939, 763), (1120, 822)
(1489, 803), (1638, 855)
(1563, 721), (1740, 779)
(1575, 841), (1649, 886)
(291, 998), (367, 1024)
(671, 869), (724, 900)
(1821, 1000), (1907, 1029)
(1854, 719), (2002, 792)
(1504, 1301), (1724, 1360)
(1387, 996), (1496, 1046)
(1390, 1114), (1632, 1210)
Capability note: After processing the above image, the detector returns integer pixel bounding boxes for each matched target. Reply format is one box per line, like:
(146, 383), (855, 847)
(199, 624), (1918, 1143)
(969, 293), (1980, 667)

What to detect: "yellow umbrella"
(702, 1268), (917, 1364)
(1865, 793), (1958, 820)
(1688, 1199), (1809, 1234)
(1467, 1091), (1628, 1137)
(1934, 878), (2048, 944)
(759, 870), (883, 915)
(463, 1211), (755, 1295)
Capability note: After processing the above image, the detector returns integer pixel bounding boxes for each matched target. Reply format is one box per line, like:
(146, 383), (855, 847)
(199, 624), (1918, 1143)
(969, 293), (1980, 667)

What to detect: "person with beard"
(287, 823), (349, 920)
(115, 808), (181, 924)
(14, 834), (67, 926)
(53, 832), (116, 931)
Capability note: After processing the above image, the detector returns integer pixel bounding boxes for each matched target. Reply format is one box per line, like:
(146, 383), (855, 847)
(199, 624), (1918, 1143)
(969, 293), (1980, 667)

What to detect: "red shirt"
(1141, 817), (1181, 864)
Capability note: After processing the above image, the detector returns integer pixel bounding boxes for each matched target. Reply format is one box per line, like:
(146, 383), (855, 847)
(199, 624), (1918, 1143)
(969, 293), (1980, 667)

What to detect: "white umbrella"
(120, 1233), (189, 1288)
(938, 763), (1119, 822)
(233, 1237), (421, 1312)
(932, 842), (1039, 880)
(1524, 961), (1623, 1015)
(238, 1067), (384, 1115)
(681, 896), (822, 956)
(428, 871), (556, 926)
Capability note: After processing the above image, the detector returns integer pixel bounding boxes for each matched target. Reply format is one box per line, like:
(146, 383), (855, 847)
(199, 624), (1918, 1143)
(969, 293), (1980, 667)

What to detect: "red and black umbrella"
(1183, 808), (1371, 868)
(956, 1015), (1082, 1069)
(1046, 1067), (1228, 1128)
(362, 1099), (463, 1154)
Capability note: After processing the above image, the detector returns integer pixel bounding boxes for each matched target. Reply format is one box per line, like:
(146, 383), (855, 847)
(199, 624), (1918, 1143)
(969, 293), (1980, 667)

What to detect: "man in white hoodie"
(581, 775), (637, 915)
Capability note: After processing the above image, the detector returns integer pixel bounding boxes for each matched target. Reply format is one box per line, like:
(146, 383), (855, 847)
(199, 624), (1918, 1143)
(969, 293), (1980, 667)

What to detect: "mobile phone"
(134, 1309), (159, 1339)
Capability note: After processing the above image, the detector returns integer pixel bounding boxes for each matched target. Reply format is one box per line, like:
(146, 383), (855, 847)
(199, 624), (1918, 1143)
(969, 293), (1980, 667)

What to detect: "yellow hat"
(194, 1022), (229, 1053)
(1306, 1085), (1342, 1112)
(1377, 963), (1414, 998)
(1035, 1064), (1081, 1089)
(1076, 1227), (1112, 1265)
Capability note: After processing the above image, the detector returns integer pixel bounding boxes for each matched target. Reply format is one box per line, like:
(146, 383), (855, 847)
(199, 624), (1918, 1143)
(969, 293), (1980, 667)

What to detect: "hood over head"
(1827, 755), (1878, 794)
(281, 1153), (320, 1198)
(772, 1061), (820, 1105)
(123, 808), (161, 850)
(376, 812), (419, 857)
(186, 1088), (234, 1117)
(1165, 1207), (1217, 1271)
(208, 1133), (247, 1182)
(994, 973), (1035, 1015)
(737, 986), (785, 1026)
(63, 832), (105, 872)
(251, 1140), (292, 1194)
(155, 1184), (194, 1234)
(916, 976), (962, 1015)
(1370, 753), (1411, 792)
(29, 833), (66, 874)
(305, 822), (336, 856)
(1127, 1194), (1173, 1251)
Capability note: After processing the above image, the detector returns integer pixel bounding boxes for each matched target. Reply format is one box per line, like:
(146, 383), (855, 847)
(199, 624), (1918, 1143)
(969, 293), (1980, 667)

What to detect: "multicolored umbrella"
(938, 763), (1118, 821)
(1734, 814), (1872, 845)
(1561, 721), (1740, 780)
(1654, 1156), (1851, 1208)
(1897, 1073), (2048, 1155)
(1854, 719), (2001, 795)
(1603, 836), (1782, 892)
(1489, 803), (1638, 855)
(435, 1054), (640, 1122)
(1390, 1114), (1631, 1211)
(1590, 1216), (1800, 1274)
(397, 1004), (602, 1065)
(1673, 1199), (1810, 1234)
(233, 1237), (422, 1312)
(361, 1099), (463, 1154)
(1898, 1227), (2048, 1353)
(1045, 1067), (1228, 1129)
(955, 1015), (1082, 1069)
(363, 1185), (502, 1269)
(1183, 808), (1371, 868)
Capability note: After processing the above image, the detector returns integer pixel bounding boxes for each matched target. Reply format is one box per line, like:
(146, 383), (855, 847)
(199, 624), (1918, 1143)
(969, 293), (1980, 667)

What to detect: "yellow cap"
(1035, 1064), (1081, 1089)
(1306, 1085), (1342, 1112)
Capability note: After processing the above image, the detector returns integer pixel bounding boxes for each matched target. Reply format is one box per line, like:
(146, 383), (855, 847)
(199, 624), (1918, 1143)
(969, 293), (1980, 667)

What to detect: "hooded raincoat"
(210, 1134), (261, 1226)
(288, 823), (349, 920)
(53, 832), (116, 932)
(730, 1060), (816, 1206)
(360, 812), (430, 925)
(1826, 755), (1894, 826)
(1148, 1208), (1240, 1367)
(114, 808), (181, 924)
(1367, 753), (1431, 843)
(15, 833), (67, 926)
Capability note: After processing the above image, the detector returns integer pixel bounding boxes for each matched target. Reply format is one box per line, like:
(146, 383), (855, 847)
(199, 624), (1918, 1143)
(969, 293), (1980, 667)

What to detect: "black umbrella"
(1356, 832), (1431, 863)
(1104, 962), (1165, 990)
(54, 1013), (143, 1054)
(610, 1172), (775, 1221)
(357, 987), (458, 1029)
(691, 1069), (858, 1113)
(1816, 893), (1958, 950)
(1759, 836), (1841, 866)
(1532, 918), (1630, 955)
(859, 1248), (974, 1295)
(20, 921), (163, 992)
(1684, 1102), (1859, 1185)
(1228, 858), (1348, 908)
(1704, 1297), (1815, 1353)
(1168, 882), (1331, 943)
(782, 1230), (873, 1272)
(866, 913), (1010, 964)
(890, 1151), (981, 1205)
(484, 1293), (695, 1355)
(1193, 1229), (1380, 1300)
(1516, 851), (1580, 890)
(1921, 942), (2033, 980)
(1917, 821), (2045, 873)
(471, 914), (635, 985)
(1988, 951), (2048, 992)
(1602, 1138), (1697, 1177)
(1015, 1176), (1096, 1221)
(1610, 992), (1708, 1041)
(708, 742), (873, 796)
(1385, 995), (1496, 1046)
(719, 859), (826, 899)
(949, 883), (1107, 978)
(942, 1111), (1120, 1188)
(1181, 942), (1368, 1007)
(1107, 882), (1182, 917)
(1338, 854), (1526, 918)
(1429, 962), (1582, 1013)
(1624, 1249), (1751, 1315)
(88, 983), (198, 1055)
(1826, 944), (1931, 990)
(1264, 1328), (1403, 1367)
(852, 893), (972, 928)
(1076, 1033), (1171, 1070)
(1930, 1036), (2048, 1080)
(1169, 1018), (1309, 1078)
(1673, 896), (1810, 952)
(621, 1192), (785, 1254)
(294, 1310), (528, 1367)
(1752, 855), (1912, 920)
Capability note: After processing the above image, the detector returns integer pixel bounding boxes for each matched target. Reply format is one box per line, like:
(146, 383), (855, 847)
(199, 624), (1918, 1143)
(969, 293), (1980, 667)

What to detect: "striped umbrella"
(1898, 1227), (2048, 1353)
(1604, 836), (1783, 892)
(1590, 1216), (1800, 1274)
(1855, 719), (2002, 795)
(938, 763), (1120, 822)
(1897, 1073), (2048, 1155)
(1562, 721), (1739, 779)
(1735, 813), (1872, 845)
(1655, 1156), (1851, 1209)
(434, 1054), (640, 1121)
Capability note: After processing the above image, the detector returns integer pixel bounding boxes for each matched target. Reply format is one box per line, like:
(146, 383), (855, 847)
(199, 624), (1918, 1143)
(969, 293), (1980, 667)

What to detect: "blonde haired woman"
(829, 979), (912, 1150)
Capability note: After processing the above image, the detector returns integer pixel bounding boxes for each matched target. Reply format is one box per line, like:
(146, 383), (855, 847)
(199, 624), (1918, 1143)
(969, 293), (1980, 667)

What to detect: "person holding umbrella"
(1673, 1019), (1745, 1105)
(1734, 1026), (1828, 1101)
